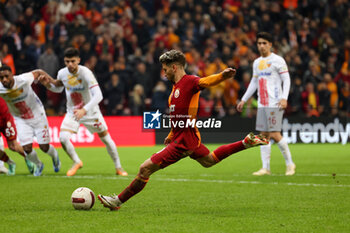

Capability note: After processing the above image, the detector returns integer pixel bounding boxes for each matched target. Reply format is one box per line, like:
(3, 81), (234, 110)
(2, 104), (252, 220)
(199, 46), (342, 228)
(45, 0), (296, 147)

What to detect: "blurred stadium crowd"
(0, 0), (349, 118)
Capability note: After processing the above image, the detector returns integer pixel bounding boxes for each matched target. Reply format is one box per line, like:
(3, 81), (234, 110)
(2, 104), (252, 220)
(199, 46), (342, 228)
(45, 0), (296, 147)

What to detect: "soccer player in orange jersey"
(0, 97), (34, 175)
(98, 50), (269, 211)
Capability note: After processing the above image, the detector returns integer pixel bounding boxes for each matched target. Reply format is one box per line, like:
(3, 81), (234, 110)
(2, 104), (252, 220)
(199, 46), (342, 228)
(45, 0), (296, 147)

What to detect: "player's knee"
(22, 145), (33, 154)
(197, 154), (216, 168)
(59, 131), (71, 144)
(201, 161), (214, 168)
(39, 144), (49, 152)
(139, 159), (157, 177)
(139, 164), (151, 177)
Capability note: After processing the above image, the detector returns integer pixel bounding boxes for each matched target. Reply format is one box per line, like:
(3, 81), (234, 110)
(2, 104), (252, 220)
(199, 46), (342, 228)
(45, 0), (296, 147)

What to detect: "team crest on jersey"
(68, 74), (82, 86)
(258, 60), (271, 70)
(7, 121), (11, 127)
(174, 89), (180, 98)
(6, 88), (23, 98)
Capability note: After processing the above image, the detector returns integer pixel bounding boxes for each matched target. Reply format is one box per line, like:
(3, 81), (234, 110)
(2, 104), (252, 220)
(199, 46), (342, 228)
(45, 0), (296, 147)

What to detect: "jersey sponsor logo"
(143, 110), (161, 129)
(258, 60), (271, 70)
(174, 89), (180, 98)
(6, 88), (23, 98)
(67, 86), (85, 91)
(67, 74), (82, 86)
(258, 72), (272, 76)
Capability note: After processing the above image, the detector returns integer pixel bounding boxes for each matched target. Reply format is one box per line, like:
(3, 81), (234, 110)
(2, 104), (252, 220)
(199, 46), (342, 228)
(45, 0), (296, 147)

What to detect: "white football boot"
(285, 163), (296, 176)
(98, 194), (122, 211)
(252, 168), (271, 176)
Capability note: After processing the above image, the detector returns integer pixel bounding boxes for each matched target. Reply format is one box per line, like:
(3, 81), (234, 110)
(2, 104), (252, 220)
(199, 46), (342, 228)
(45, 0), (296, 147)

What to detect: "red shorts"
(151, 142), (210, 168)
(0, 114), (17, 141)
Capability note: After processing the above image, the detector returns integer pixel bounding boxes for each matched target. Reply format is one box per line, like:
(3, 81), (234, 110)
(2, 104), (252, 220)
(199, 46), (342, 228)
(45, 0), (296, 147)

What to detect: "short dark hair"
(0, 64), (12, 73)
(256, 32), (273, 43)
(159, 50), (186, 67)
(64, 47), (80, 58)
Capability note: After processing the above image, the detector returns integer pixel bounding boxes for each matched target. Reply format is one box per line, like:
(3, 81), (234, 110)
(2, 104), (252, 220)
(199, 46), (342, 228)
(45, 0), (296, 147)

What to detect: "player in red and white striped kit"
(237, 32), (296, 176)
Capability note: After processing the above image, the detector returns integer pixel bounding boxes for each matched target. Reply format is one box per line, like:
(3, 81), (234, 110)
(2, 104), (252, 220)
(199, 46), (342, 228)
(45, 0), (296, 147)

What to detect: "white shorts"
(256, 107), (284, 132)
(61, 111), (108, 134)
(14, 116), (50, 145)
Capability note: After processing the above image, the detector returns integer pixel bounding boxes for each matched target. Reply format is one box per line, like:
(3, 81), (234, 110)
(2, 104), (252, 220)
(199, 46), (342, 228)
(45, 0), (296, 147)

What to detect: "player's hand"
(38, 74), (50, 87)
(164, 137), (171, 145)
(278, 99), (288, 110)
(237, 100), (245, 112)
(222, 68), (236, 80)
(74, 108), (87, 121)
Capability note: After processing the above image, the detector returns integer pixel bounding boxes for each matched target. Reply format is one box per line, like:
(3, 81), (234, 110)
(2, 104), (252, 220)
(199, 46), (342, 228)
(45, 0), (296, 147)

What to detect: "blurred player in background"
(0, 96), (34, 175)
(0, 65), (60, 176)
(40, 48), (127, 177)
(97, 50), (269, 211)
(237, 32), (296, 176)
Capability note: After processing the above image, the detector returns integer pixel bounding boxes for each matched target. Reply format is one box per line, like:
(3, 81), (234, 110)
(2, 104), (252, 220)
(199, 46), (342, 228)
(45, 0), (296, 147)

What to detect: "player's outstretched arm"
(198, 67), (236, 88)
(34, 69), (64, 93)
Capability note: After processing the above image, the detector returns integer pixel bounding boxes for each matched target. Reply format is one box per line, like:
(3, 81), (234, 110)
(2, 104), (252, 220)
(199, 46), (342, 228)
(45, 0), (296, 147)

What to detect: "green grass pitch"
(1, 144), (350, 233)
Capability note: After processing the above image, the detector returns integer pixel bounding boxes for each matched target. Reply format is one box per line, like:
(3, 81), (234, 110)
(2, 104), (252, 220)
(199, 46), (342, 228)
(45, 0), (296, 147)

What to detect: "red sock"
(118, 174), (149, 203)
(212, 141), (246, 162)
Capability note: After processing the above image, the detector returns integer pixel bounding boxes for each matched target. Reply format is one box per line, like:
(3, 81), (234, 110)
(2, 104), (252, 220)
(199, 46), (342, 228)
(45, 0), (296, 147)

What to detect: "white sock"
(46, 145), (58, 161)
(260, 142), (271, 170)
(25, 150), (42, 167)
(277, 137), (294, 166)
(100, 134), (122, 169)
(60, 131), (81, 163)
(7, 159), (15, 165)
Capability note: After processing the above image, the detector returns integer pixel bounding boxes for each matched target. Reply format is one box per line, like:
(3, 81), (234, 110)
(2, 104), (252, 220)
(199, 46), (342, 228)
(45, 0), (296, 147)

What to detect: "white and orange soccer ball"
(71, 187), (95, 210)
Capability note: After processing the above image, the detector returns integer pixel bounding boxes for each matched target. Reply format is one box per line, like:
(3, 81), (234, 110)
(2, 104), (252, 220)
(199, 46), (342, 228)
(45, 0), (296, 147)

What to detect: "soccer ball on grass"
(71, 187), (95, 210)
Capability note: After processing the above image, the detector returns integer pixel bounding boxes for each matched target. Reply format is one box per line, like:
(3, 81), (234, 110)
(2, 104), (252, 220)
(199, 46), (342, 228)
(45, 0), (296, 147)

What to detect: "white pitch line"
(199, 173), (350, 177)
(46, 175), (350, 188)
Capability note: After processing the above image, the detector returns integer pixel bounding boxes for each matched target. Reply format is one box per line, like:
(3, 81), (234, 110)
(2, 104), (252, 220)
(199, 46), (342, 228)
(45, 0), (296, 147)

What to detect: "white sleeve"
(84, 68), (98, 89)
(83, 85), (103, 112)
(277, 57), (290, 100)
(17, 72), (34, 85)
(280, 72), (291, 100)
(48, 83), (65, 93)
(241, 77), (258, 102)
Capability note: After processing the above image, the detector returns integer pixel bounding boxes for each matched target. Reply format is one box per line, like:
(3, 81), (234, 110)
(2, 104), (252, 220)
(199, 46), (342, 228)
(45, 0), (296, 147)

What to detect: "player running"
(237, 32), (296, 176)
(0, 97), (35, 175)
(40, 47), (127, 177)
(97, 49), (269, 211)
(0, 65), (60, 176)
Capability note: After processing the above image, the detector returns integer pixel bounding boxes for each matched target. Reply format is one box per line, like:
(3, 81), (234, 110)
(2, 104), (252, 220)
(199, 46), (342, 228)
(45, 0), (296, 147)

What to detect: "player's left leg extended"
(98, 158), (159, 211)
(271, 132), (295, 176)
(98, 131), (127, 176)
(196, 133), (269, 167)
